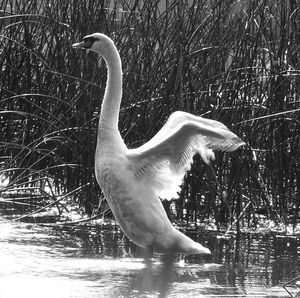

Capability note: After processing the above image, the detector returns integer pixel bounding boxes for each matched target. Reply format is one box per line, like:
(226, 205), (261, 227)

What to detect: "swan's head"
(72, 33), (114, 56)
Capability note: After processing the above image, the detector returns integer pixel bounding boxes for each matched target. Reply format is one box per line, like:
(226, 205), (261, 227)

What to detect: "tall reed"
(0, 0), (299, 228)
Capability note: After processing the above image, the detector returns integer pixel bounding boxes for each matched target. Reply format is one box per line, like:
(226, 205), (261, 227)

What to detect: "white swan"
(73, 33), (245, 255)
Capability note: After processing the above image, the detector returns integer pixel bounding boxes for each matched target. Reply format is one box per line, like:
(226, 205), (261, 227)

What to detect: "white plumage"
(73, 33), (245, 255)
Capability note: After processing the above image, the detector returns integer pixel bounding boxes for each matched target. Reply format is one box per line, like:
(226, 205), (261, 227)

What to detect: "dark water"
(0, 218), (299, 298)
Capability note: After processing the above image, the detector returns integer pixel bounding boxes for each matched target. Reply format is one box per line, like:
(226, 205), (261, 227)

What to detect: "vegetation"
(0, 0), (299, 230)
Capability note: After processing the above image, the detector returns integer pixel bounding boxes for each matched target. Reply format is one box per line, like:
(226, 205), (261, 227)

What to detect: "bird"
(72, 33), (245, 256)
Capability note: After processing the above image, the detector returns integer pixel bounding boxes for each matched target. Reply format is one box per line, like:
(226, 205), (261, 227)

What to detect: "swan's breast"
(95, 158), (170, 247)
(96, 159), (148, 245)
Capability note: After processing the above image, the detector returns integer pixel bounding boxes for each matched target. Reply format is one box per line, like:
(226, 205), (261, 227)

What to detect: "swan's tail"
(174, 229), (211, 255)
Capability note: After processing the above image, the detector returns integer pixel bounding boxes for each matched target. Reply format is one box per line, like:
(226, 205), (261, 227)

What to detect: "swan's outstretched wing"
(127, 111), (245, 200)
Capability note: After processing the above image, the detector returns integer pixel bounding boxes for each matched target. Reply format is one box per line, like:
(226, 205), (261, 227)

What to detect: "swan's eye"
(82, 36), (98, 48)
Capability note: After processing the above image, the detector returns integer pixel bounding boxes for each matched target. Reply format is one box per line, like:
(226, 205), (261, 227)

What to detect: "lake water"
(0, 218), (299, 298)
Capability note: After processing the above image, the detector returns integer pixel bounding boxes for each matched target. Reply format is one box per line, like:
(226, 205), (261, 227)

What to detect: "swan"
(72, 33), (245, 255)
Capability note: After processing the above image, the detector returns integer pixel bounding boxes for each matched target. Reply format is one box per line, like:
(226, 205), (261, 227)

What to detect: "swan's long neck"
(97, 41), (123, 146)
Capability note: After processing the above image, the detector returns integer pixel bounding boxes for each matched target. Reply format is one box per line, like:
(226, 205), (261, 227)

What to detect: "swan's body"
(73, 33), (245, 255)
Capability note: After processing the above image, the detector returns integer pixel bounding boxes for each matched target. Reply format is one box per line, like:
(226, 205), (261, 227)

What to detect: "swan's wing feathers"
(136, 110), (225, 151)
(128, 115), (245, 200)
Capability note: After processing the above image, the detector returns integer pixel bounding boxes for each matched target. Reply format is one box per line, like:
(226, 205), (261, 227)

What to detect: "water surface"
(0, 219), (299, 298)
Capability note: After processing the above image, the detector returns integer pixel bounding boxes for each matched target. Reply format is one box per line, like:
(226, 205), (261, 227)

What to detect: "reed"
(0, 0), (299, 228)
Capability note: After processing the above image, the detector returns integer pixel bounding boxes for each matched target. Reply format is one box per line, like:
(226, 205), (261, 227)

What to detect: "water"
(0, 219), (299, 298)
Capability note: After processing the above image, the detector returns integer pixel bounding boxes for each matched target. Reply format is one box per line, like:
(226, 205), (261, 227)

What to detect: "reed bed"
(0, 0), (299, 229)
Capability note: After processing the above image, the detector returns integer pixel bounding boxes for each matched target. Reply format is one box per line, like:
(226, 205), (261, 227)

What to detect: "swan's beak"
(73, 37), (95, 50)
(72, 41), (86, 49)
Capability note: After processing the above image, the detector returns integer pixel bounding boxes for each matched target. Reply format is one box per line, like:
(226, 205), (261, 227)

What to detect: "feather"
(128, 112), (245, 200)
